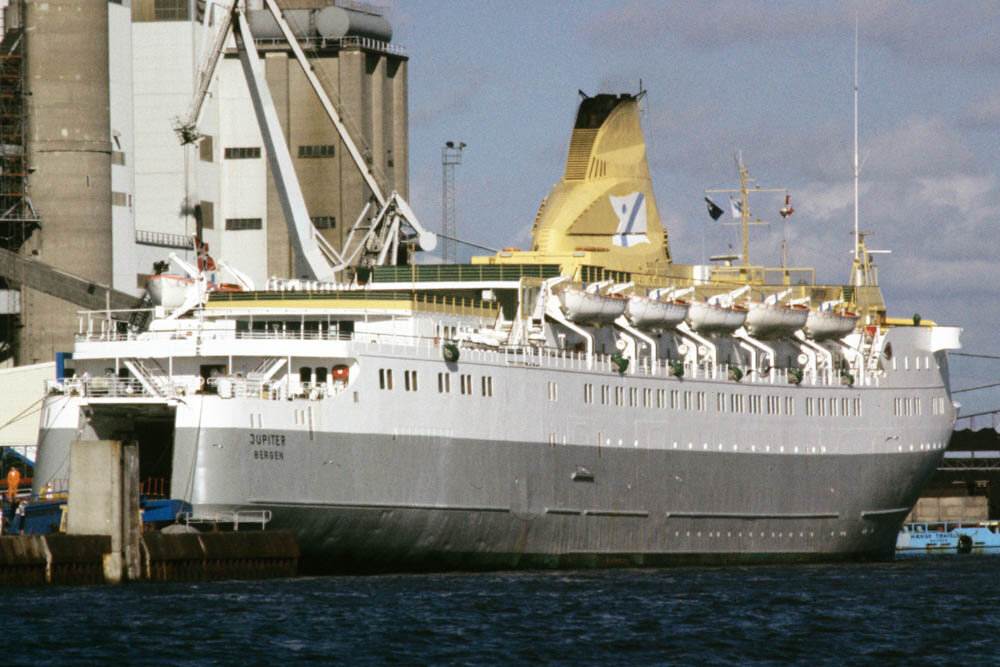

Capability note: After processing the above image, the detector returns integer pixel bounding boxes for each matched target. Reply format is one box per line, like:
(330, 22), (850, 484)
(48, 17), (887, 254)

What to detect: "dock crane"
(175, 0), (436, 282)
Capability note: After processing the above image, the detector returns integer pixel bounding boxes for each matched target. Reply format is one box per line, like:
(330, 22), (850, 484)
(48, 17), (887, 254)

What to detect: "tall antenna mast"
(852, 12), (860, 285)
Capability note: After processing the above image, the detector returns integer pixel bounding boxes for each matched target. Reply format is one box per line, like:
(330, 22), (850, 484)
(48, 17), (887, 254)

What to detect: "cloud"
(864, 116), (977, 178)
(961, 93), (1000, 129)
(408, 64), (489, 127)
(586, 1), (1000, 69)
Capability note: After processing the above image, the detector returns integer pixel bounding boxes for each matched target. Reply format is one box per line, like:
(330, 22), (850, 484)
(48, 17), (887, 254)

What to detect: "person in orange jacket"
(6, 466), (20, 502)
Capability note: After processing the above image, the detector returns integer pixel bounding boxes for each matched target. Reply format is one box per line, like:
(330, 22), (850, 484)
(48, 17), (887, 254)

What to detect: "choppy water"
(3, 556), (998, 665)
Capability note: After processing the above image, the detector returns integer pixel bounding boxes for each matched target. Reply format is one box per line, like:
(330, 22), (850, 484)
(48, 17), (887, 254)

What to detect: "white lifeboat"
(744, 302), (809, 338)
(625, 296), (689, 330)
(146, 274), (194, 309)
(557, 288), (627, 324)
(804, 310), (859, 340)
(686, 301), (748, 334)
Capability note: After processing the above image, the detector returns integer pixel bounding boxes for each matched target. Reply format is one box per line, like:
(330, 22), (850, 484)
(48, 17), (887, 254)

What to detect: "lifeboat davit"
(686, 301), (748, 334)
(625, 296), (689, 330)
(557, 288), (627, 324)
(804, 310), (859, 340)
(744, 302), (809, 338)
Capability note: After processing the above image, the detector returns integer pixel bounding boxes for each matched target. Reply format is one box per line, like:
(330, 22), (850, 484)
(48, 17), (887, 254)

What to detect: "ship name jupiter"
(250, 433), (286, 447)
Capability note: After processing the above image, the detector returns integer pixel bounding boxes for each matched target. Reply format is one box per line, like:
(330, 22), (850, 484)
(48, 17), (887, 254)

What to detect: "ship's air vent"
(564, 129), (599, 180)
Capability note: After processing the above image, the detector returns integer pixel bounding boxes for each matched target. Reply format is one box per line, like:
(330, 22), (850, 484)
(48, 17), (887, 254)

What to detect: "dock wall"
(0, 530), (298, 586)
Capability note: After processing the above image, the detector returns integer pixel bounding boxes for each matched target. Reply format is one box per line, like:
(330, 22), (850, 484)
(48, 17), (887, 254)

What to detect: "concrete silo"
(19, 0), (112, 364)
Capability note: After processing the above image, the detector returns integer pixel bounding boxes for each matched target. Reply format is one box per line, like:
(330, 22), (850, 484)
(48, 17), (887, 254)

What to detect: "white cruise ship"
(32, 92), (960, 571)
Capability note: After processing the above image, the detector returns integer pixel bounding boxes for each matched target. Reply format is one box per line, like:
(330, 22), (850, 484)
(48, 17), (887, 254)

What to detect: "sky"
(385, 0), (1000, 420)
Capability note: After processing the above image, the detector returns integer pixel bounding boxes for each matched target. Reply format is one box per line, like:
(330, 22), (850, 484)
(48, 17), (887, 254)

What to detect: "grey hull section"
(123, 424), (940, 571)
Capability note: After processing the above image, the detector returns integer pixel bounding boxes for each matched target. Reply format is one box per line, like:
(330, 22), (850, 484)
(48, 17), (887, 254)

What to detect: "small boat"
(625, 295), (689, 330)
(744, 302), (809, 338)
(686, 300), (747, 334)
(896, 521), (1000, 555)
(147, 275), (245, 310)
(804, 309), (859, 340)
(146, 274), (194, 309)
(557, 288), (627, 324)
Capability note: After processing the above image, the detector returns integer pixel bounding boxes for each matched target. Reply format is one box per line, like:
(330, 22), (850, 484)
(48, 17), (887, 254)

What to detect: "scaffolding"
(0, 2), (38, 253)
(441, 141), (465, 264)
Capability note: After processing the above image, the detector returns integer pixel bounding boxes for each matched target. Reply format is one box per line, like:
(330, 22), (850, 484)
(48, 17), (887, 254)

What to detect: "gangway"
(0, 246), (142, 317)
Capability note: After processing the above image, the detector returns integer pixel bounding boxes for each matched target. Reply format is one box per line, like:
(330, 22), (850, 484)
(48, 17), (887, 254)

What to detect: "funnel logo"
(609, 192), (649, 247)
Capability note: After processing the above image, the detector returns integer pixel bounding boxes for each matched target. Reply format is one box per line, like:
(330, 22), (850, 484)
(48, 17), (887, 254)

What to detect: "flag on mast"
(704, 197), (724, 221)
(730, 197), (742, 219)
(779, 193), (794, 218)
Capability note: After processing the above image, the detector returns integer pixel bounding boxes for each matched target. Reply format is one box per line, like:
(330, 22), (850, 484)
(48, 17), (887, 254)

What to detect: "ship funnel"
(529, 93), (671, 269)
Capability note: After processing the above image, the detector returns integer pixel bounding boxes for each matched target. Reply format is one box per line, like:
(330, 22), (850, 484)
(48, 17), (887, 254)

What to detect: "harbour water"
(3, 557), (998, 664)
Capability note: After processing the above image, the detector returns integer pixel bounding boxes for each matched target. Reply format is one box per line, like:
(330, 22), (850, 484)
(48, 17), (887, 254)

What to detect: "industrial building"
(0, 0), (407, 366)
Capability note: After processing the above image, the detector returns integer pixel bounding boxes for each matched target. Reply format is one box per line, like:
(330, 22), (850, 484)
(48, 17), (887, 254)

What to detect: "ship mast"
(705, 152), (786, 267)
(852, 13), (861, 286)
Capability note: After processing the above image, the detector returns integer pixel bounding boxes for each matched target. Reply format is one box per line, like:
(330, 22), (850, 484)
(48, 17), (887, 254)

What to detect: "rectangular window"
(547, 381), (559, 402)
(697, 392), (706, 412)
(671, 390), (679, 409)
(112, 150), (127, 166)
(601, 385), (609, 405)
(224, 146), (261, 159)
(379, 368), (392, 390)
(841, 397), (849, 417)
(584, 383), (593, 404)
(481, 376), (493, 397)
(199, 200), (214, 230)
(818, 399), (826, 417)
(643, 388), (652, 409)
(785, 396), (795, 416)
(629, 387), (638, 407)
(461, 374), (473, 395)
(149, 0), (189, 20)
(615, 386), (624, 407)
(437, 372), (450, 393)
(111, 191), (128, 207)
(298, 144), (336, 158)
(657, 389), (666, 409)
(225, 218), (263, 231)
(853, 397), (861, 417)
(199, 136), (213, 162)
(683, 391), (692, 410)
(311, 216), (336, 229)
(717, 393), (726, 412)
(404, 370), (417, 392)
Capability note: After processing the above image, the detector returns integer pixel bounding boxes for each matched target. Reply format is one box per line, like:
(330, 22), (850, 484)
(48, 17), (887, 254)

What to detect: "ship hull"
(36, 392), (948, 572)
(32, 324), (957, 572)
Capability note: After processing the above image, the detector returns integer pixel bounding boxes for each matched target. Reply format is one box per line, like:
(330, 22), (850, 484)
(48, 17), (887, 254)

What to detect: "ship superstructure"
(31, 85), (960, 570)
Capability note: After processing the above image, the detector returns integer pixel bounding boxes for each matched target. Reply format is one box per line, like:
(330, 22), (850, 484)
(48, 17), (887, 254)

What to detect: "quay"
(0, 531), (298, 586)
(0, 440), (298, 586)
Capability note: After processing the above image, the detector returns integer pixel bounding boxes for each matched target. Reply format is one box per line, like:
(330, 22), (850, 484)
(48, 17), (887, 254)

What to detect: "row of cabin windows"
(805, 397), (864, 417)
(236, 320), (355, 337)
(578, 383), (869, 418)
(379, 369), (494, 397)
(582, 384), (710, 411)
(299, 367), (351, 384)
(893, 397), (922, 417)
(891, 355), (935, 372)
